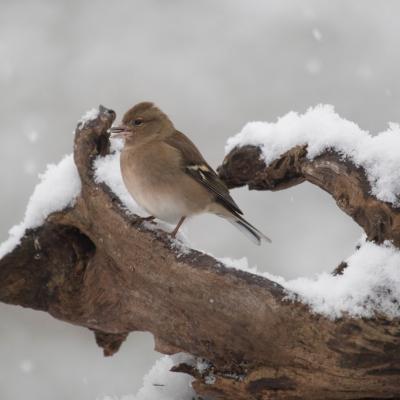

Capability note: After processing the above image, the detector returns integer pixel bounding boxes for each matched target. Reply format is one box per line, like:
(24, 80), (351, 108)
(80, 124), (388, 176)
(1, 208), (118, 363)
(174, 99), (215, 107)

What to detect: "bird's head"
(109, 102), (174, 144)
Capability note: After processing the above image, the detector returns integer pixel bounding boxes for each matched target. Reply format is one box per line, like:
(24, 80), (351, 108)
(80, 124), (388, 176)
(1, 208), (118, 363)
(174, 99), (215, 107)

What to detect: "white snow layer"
(0, 154), (81, 259)
(78, 107), (99, 128)
(0, 107), (101, 258)
(225, 104), (400, 205)
(221, 236), (400, 319)
(94, 139), (144, 216)
(100, 354), (198, 400)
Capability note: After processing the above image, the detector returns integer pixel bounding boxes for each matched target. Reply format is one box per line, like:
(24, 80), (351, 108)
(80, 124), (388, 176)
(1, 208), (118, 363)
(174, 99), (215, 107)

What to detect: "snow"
(0, 107), (111, 259)
(356, 64), (373, 80)
(25, 130), (39, 143)
(94, 139), (143, 216)
(305, 58), (322, 75)
(285, 239), (400, 318)
(196, 358), (211, 374)
(100, 354), (199, 400)
(20, 359), (34, 374)
(92, 139), (151, 216)
(312, 28), (322, 41)
(225, 104), (400, 205)
(0, 107), (105, 258)
(221, 236), (400, 319)
(0, 154), (81, 259)
(78, 107), (99, 128)
(23, 160), (37, 175)
(223, 105), (400, 316)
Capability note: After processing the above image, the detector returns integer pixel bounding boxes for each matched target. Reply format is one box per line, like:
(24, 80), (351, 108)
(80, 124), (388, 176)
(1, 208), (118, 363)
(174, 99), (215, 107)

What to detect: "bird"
(109, 102), (271, 245)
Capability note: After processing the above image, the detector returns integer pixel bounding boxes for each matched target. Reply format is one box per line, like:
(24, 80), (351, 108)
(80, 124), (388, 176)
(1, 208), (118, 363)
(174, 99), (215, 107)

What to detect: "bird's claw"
(131, 216), (156, 227)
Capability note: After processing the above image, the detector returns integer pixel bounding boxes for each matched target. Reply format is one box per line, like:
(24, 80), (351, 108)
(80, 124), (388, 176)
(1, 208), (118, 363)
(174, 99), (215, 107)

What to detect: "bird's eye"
(133, 118), (143, 126)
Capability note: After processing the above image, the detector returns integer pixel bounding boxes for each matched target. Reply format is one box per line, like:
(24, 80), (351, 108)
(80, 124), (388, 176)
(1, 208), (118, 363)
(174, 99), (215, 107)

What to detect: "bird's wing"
(165, 130), (243, 215)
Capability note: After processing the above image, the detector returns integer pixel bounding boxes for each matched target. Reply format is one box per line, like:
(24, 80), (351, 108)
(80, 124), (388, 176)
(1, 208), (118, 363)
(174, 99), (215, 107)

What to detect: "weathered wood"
(219, 145), (400, 247)
(0, 108), (399, 399)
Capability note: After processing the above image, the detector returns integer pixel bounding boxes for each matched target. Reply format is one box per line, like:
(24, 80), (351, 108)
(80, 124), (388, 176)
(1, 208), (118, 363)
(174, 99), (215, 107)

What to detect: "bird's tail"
(227, 213), (272, 246)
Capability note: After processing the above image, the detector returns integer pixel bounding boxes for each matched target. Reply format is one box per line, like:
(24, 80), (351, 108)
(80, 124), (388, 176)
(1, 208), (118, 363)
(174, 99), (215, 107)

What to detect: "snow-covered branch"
(0, 106), (399, 400)
(219, 106), (400, 248)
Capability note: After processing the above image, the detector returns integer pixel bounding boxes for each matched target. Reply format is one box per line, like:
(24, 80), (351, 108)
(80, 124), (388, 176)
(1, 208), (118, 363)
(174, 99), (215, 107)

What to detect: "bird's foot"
(131, 215), (156, 226)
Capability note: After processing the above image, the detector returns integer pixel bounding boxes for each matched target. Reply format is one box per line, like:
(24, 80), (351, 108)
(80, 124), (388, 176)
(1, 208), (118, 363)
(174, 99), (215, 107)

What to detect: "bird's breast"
(120, 143), (211, 223)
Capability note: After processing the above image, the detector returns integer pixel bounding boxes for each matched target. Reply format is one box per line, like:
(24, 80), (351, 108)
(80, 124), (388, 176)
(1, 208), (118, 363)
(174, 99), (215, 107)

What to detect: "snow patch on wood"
(226, 105), (400, 205)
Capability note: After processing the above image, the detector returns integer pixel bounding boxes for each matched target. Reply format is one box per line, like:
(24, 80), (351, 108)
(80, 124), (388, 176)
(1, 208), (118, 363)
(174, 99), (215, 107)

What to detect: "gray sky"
(0, 0), (398, 398)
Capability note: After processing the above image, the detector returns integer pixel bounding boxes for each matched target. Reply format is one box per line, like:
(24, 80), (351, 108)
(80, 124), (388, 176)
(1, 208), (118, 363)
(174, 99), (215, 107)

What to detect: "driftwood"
(0, 107), (399, 400)
(219, 145), (400, 248)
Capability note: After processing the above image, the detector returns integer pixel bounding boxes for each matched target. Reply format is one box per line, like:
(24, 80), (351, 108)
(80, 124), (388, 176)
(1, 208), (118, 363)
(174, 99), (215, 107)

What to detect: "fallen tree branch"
(219, 144), (400, 247)
(0, 108), (399, 399)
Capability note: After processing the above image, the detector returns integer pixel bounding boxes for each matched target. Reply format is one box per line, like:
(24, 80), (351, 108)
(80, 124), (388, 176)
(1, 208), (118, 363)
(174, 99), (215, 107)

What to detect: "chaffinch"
(110, 102), (271, 245)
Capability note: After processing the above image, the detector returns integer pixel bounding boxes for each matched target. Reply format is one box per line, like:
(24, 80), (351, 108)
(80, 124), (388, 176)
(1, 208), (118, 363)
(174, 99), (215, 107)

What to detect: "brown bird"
(109, 102), (271, 245)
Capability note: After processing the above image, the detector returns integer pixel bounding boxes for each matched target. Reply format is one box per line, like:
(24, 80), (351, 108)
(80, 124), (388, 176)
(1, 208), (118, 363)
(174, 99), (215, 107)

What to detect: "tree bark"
(0, 107), (399, 400)
(218, 145), (400, 247)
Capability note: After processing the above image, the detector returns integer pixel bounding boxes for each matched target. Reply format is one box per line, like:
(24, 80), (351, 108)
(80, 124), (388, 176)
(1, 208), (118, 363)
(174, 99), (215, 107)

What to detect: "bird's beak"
(109, 124), (131, 139)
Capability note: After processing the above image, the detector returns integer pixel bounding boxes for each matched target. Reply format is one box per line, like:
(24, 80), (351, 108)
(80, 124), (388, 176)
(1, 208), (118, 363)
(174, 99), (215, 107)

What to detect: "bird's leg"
(171, 217), (186, 238)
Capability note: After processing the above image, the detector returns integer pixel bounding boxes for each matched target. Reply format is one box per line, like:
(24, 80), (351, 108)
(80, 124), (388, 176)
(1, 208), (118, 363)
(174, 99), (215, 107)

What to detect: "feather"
(228, 213), (272, 245)
(165, 131), (243, 215)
